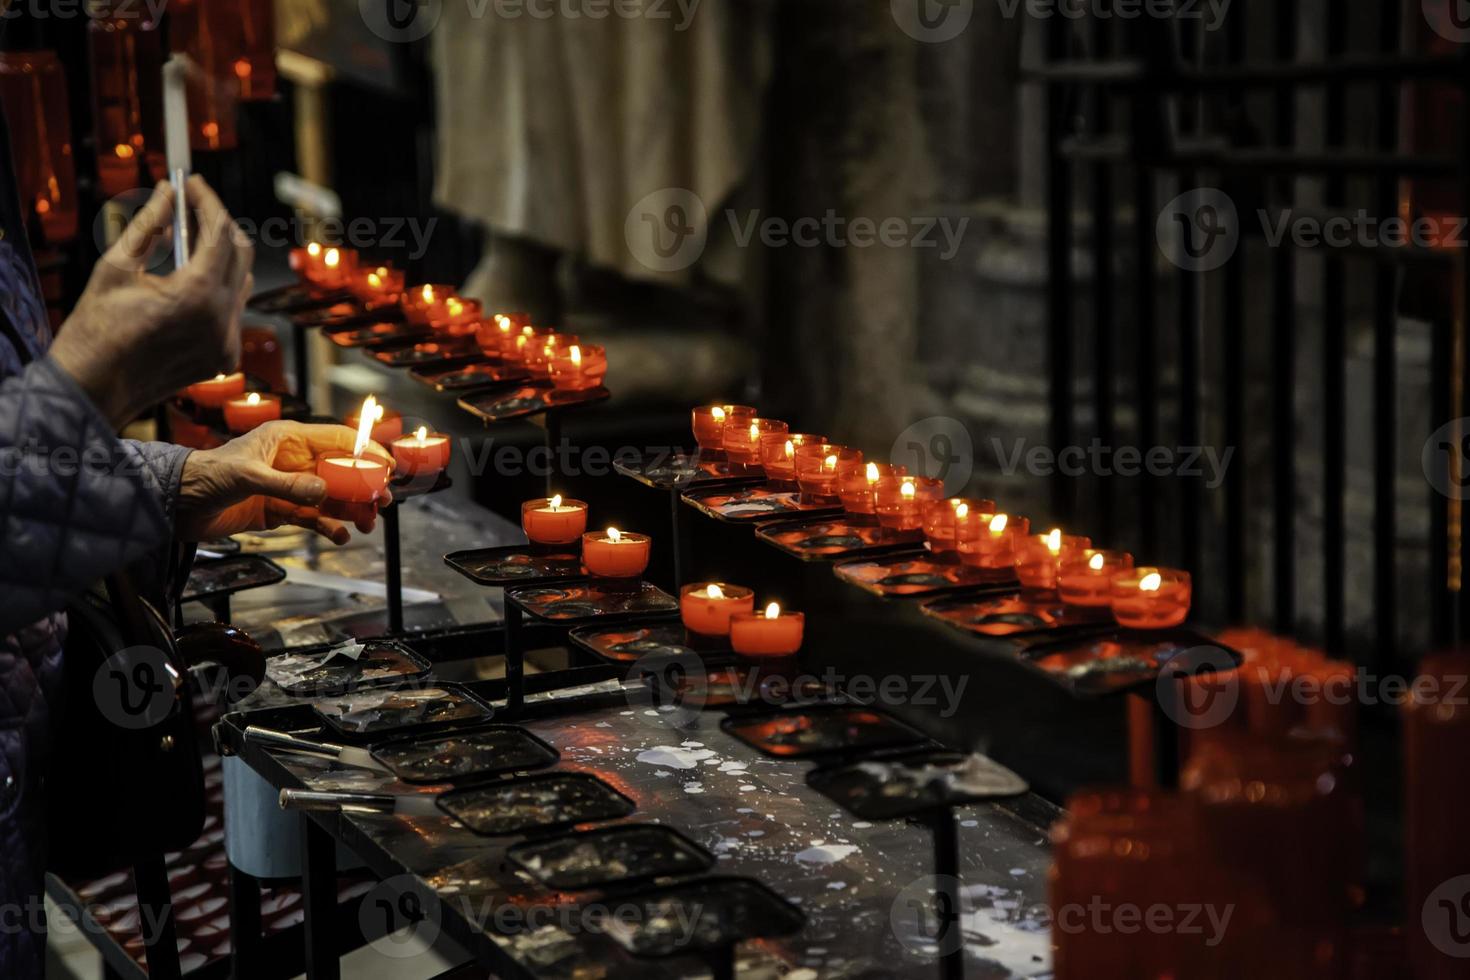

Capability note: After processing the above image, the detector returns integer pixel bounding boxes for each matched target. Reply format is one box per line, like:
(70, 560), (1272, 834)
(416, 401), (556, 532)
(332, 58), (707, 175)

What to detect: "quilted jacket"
(0, 115), (191, 975)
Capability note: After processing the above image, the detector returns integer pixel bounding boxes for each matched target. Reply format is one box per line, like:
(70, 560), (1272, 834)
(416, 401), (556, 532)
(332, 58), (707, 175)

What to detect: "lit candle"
(957, 512), (1031, 569)
(524, 333), (580, 380)
(317, 395), (391, 504)
(1015, 528), (1092, 590)
(680, 582), (756, 637)
(581, 527), (651, 579)
(874, 474), (944, 530)
(794, 443), (862, 499)
(692, 404), (756, 450)
(222, 391), (282, 433)
(723, 417), (789, 465)
(503, 326), (545, 366)
(429, 296), (484, 337)
(402, 284), (455, 326)
(313, 247), (354, 288)
(922, 497), (997, 555)
(390, 426), (452, 477)
(839, 461), (897, 515)
(521, 494), (589, 546)
(476, 311), (533, 358)
(1110, 567), (1192, 629)
(759, 432), (825, 483)
(289, 241), (322, 281)
(351, 264), (405, 303)
(1057, 549), (1135, 607)
(729, 602), (805, 658)
(185, 372), (246, 408)
(549, 343), (608, 392)
(344, 400), (403, 445)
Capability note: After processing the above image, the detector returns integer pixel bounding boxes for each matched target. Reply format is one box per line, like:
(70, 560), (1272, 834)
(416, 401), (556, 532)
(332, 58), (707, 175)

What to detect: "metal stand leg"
(294, 325), (310, 404)
(709, 945), (736, 980)
(228, 863), (263, 980)
(504, 603), (524, 716)
(133, 857), (182, 980)
(209, 594), (232, 623)
(300, 815), (340, 980)
(1152, 681), (1181, 790)
(670, 486), (686, 590)
(928, 808), (964, 980)
(543, 412), (562, 497)
(384, 504), (404, 634)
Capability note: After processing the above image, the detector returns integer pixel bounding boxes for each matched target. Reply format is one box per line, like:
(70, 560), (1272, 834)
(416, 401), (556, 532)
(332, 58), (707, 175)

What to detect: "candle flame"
(607, 527), (622, 542)
(866, 462), (880, 483)
(550, 494), (563, 508)
(421, 284), (435, 302)
(353, 395), (378, 458)
(1089, 552), (1105, 571)
(367, 272), (383, 289)
(376, 266), (389, 277)
(711, 406), (726, 421)
(246, 392), (261, 406)
(415, 426), (428, 443)
(824, 454), (838, 471)
(749, 421), (760, 439)
(1045, 528), (1062, 553)
(213, 373), (226, 382)
(324, 248), (340, 269)
(1140, 571), (1163, 592)
(989, 514), (1008, 533)
(447, 298), (463, 315)
(955, 502), (969, 519)
(707, 583), (726, 600)
(307, 242), (321, 257)
(570, 345), (582, 365)
(784, 439), (794, 458)
(901, 480), (916, 499)
(496, 314), (511, 331)
(765, 602), (781, 619)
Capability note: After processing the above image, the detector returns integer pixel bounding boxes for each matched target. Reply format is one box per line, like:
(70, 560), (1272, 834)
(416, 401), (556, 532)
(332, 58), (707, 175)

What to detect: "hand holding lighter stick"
(163, 56), (192, 269)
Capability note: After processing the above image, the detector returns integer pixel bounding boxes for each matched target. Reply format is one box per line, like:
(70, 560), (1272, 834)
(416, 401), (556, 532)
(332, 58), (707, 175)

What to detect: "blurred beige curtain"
(430, 0), (774, 289)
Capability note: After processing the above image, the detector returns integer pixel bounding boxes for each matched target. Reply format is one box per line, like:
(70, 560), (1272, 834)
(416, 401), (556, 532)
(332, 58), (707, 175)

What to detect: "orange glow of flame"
(353, 395), (379, 458)
(707, 584), (726, 600)
(606, 527), (622, 543)
(1089, 552), (1106, 571)
(1140, 572), (1163, 592)
(1045, 528), (1062, 554)
(765, 602), (781, 619)
(246, 392), (261, 406)
(570, 345), (583, 365)
(989, 514), (1008, 533)
(324, 248), (341, 269)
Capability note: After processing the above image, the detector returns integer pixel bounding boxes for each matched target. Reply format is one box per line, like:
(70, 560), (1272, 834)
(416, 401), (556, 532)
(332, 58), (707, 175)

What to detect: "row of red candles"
(693, 403), (1193, 630)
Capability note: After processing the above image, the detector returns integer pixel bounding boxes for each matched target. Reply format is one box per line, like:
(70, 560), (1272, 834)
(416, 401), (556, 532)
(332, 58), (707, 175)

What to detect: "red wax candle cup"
(502, 326), (548, 366)
(794, 443), (862, 499)
(581, 528), (651, 579)
(352, 264), (405, 303)
(1110, 567), (1192, 629)
(730, 603), (805, 658)
(724, 417), (789, 465)
(317, 452), (390, 503)
(525, 334), (580, 380)
(691, 404), (756, 450)
(521, 495), (589, 546)
(759, 432), (825, 483)
(1057, 549), (1134, 607)
(477, 311), (533, 357)
(874, 474), (944, 530)
(403, 284), (455, 326)
(391, 426), (452, 477)
(311, 247), (355, 289)
(344, 403), (403, 446)
(185, 372), (246, 408)
(549, 343), (608, 392)
(680, 583), (756, 637)
(838, 461), (903, 516)
(290, 243), (320, 282)
(1015, 528), (1092, 590)
(923, 498), (997, 555)
(429, 296), (483, 337)
(956, 512), (1030, 569)
(222, 391), (281, 433)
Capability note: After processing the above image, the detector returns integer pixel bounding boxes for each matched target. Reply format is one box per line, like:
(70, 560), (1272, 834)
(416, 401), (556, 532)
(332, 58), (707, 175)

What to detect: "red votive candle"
(759, 432), (825, 483)
(317, 452), (391, 503)
(794, 443), (862, 499)
(352, 264), (405, 303)
(922, 497), (997, 555)
(838, 461), (903, 516)
(344, 403), (403, 445)
(730, 602), (805, 658)
(549, 343), (608, 391)
(477, 311), (534, 357)
(391, 426), (452, 477)
(581, 528), (651, 579)
(680, 583), (756, 637)
(1110, 567), (1192, 629)
(1015, 528), (1092, 590)
(1057, 549), (1134, 607)
(521, 495), (588, 546)
(956, 512), (1030, 569)
(874, 474), (945, 530)
(311, 247), (355, 288)
(525, 333), (580, 380)
(724, 417), (788, 465)
(222, 391), (282, 433)
(429, 296), (483, 337)
(692, 404), (756, 450)
(185, 372), (246, 408)
(402, 284), (455, 326)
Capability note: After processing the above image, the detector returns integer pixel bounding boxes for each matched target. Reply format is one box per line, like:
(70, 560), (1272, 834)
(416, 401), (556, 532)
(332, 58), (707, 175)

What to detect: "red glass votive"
(724, 417), (789, 465)
(680, 583), (756, 637)
(351, 264), (405, 303)
(520, 496), (588, 546)
(402, 284), (455, 326)
(390, 427), (452, 477)
(524, 333), (580, 380)
(310, 247), (355, 289)
(344, 404), (403, 446)
(429, 296), (483, 337)
(1015, 529), (1092, 590)
(1110, 567), (1192, 629)
(873, 475), (945, 530)
(222, 391), (281, 433)
(477, 312), (527, 357)
(549, 344), (608, 392)
(581, 529), (651, 579)
(185, 372), (246, 408)
(316, 451), (391, 503)
(794, 443), (862, 499)
(838, 461), (900, 515)
(289, 243), (321, 282)
(921, 498), (996, 554)
(692, 404), (756, 451)
(1057, 549), (1134, 607)
(759, 432), (825, 483)
(956, 512), (1030, 568)
(729, 603), (805, 658)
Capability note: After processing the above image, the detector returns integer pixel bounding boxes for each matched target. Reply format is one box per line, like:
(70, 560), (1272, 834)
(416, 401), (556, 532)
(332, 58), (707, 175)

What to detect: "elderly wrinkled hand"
(175, 421), (394, 544)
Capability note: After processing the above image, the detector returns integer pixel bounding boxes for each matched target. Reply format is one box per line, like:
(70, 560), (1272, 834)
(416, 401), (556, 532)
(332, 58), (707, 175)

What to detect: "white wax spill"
(635, 745), (716, 769)
(794, 843), (859, 865)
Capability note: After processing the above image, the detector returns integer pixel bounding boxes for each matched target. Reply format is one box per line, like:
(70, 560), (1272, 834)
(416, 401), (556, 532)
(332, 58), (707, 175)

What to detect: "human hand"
(175, 421), (394, 544)
(50, 176), (253, 428)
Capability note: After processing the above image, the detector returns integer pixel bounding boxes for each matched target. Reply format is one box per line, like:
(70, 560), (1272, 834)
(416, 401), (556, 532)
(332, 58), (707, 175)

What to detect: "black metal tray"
(721, 704), (931, 760)
(613, 450), (762, 491)
(601, 876), (805, 959)
(568, 621), (731, 664)
(806, 750), (1028, 820)
(265, 640), (432, 697)
(436, 771), (635, 837)
(507, 824), (714, 891)
(506, 583), (679, 624)
(682, 484), (842, 524)
(326, 320), (432, 348)
(312, 684), (496, 740)
(458, 384), (611, 424)
(920, 591), (1115, 640)
(248, 283), (352, 315)
(410, 359), (529, 393)
(369, 337), (481, 369)
(181, 554), (287, 604)
(757, 515), (923, 561)
(445, 546), (584, 587)
(1020, 628), (1242, 698)
(833, 553), (1017, 598)
(370, 724), (560, 784)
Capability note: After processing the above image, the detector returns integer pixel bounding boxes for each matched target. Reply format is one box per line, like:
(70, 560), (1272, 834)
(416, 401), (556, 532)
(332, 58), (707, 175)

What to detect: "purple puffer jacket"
(0, 148), (192, 978)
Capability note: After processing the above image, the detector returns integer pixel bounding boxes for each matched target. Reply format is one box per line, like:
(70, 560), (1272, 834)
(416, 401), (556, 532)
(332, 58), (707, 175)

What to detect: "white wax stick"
(162, 57), (192, 269)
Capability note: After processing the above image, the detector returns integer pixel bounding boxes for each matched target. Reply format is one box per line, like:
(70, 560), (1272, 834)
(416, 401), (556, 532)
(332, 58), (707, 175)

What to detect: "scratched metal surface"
(272, 701), (1057, 979)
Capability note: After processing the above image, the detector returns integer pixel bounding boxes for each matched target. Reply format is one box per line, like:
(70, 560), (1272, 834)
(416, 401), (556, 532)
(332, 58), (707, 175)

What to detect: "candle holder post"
(384, 503), (404, 633)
